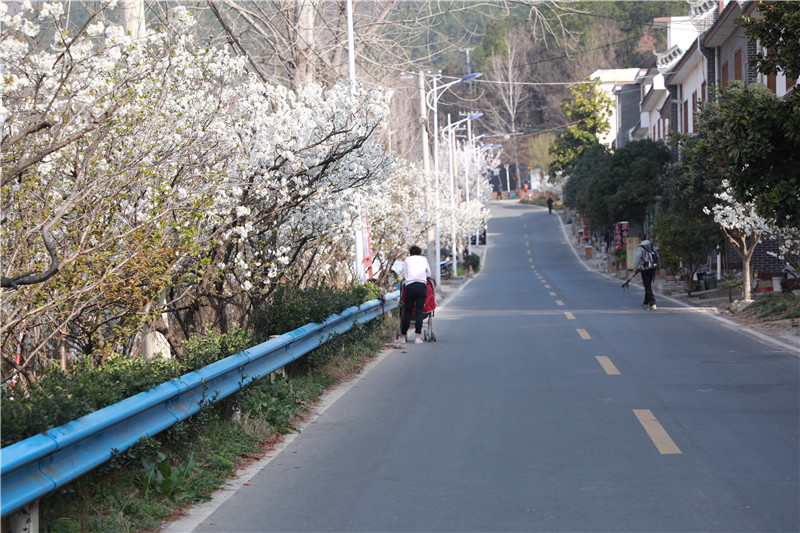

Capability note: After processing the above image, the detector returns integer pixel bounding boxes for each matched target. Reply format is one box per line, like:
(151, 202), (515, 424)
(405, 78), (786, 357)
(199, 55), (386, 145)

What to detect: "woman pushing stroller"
(395, 245), (431, 344)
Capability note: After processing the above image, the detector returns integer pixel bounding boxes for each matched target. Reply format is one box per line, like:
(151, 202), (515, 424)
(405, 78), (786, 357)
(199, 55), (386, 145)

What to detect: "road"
(167, 202), (799, 533)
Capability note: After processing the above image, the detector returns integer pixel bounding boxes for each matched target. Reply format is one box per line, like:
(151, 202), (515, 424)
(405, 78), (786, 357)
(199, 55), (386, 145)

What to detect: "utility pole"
(121, 0), (145, 38)
(418, 70), (435, 271)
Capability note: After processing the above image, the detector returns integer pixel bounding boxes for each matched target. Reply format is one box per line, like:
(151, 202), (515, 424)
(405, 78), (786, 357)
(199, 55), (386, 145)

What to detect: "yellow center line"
(595, 356), (620, 375)
(634, 410), (683, 455)
(564, 311), (575, 320)
(549, 291), (557, 296)
(529, 257), (533, 263)
(577, 328), (591, 339)
(545, 284), (551, 288)
(555, 300), (565, 306)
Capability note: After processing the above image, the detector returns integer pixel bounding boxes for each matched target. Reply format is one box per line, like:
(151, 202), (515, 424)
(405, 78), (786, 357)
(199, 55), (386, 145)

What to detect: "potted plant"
(659, 249), (680, 281)
(613, 246), (627, 270)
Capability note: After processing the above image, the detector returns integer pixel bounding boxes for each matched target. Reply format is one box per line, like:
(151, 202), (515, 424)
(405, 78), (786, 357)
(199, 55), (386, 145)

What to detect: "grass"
(739, 293), (800, 322)
(38, 316), (398, 532)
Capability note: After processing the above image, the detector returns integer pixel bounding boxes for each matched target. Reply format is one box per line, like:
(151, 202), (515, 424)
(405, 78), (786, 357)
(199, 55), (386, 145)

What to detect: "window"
(683, 100), (689, 133)
(722, 62), (729, 87)
(692, 91), (697, 132)
(767, 73), (776, 93)
(734, 49), (742, 81)
(701, 82), (706, 105)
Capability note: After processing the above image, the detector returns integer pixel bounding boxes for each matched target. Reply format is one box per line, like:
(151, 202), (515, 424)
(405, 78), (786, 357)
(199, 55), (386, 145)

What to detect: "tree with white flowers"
(704, 182), (773, 301)
(2, 2), (244, 379)
(0, 2), (400, 385)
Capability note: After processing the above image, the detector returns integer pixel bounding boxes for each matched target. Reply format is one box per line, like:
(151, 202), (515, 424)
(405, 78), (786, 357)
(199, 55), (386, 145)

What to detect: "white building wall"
(589, 68), (641, 148)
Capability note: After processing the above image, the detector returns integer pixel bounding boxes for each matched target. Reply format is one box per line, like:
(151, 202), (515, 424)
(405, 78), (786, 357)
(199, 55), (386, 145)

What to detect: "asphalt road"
(167, 202), (799, 533)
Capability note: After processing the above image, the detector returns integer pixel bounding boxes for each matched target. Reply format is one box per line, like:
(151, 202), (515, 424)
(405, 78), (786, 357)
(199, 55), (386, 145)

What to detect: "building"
(588, 68), (641, 149)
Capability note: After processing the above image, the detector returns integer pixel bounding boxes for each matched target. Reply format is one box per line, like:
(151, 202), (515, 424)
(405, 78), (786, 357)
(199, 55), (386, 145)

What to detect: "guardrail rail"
(1, 292), (399, 518)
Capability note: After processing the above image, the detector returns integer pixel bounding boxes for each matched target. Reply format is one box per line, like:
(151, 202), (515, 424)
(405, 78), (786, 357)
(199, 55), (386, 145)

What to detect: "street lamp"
(442, 112), (483, 278)
(426, 72), (482, 288)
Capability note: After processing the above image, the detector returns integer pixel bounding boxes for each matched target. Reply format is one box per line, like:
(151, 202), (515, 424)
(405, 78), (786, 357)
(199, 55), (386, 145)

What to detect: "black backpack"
(641, 244), (659, 271)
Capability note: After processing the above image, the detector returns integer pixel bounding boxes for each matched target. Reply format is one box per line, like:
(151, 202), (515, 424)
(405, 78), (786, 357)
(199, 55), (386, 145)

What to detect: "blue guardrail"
(0, 292), (399, 517)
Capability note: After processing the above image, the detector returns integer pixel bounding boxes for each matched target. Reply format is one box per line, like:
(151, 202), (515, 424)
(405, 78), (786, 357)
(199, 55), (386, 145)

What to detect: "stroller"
(398, 278), (437, 342)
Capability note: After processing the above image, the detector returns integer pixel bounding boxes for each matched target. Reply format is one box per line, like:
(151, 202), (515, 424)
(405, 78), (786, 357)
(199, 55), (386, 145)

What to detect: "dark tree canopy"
(563, 139), (668, 231)
(684, 83), (800, 229)
(739, 1), (800, 81)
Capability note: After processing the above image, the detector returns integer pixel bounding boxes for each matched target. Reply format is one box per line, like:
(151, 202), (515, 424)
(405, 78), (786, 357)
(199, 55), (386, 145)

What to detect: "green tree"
(601, 139), (670, 226)
(563, 140), (667, 234)
(548, 79), (612, 179)
(654, 162), (723, 286)
(562, 143), (611, 227)
(734, 2), (800, 228)
(739, 1), (800, 81)
(684, 82), (800, 229)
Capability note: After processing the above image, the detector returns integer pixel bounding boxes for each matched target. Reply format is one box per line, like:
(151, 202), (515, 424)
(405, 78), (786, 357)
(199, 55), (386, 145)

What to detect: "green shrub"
(464, 253), (481, 273)
(249, 282), (381, 343)
(1, 328), (251, 447)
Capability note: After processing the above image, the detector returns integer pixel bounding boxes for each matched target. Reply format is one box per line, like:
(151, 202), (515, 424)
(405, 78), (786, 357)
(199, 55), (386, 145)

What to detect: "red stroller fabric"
(399, 278), (436, 315)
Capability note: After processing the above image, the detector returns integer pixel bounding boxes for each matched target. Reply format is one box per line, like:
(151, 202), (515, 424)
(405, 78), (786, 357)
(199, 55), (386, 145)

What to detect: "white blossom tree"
(704, 182), (773, 301)
(2, 2), (244, 380)
(0, 2), (398, 385)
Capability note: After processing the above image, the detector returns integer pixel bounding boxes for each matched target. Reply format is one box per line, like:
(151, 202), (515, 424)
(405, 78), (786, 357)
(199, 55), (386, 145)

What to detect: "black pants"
(641, 269), (656, 306)
(402, 282), (427, 335)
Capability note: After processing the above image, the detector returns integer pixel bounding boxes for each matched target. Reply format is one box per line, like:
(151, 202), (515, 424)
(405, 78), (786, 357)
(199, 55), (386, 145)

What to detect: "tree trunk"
(293, 0), (316, 87)
(726, 230), (760, 301)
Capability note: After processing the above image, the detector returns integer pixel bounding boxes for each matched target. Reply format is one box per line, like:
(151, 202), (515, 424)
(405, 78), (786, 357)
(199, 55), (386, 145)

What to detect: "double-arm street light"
(426, 72), (482, 287)
(442, 112), (483, 277)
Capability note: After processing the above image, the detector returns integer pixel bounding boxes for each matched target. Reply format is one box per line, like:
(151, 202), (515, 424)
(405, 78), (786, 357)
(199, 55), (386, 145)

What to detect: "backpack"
(640, 244), (659, 271)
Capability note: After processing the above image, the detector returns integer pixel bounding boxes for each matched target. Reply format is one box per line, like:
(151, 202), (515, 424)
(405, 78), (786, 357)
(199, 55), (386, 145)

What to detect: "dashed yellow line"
(555, 300), (565, 306)
(595, 356), (620, 375)
(634, 410), (682, 455)
(564, 312), (575, 320)
(549, 291), (557, 297)
(577, 328), (591, 339)
(545, 284), (551, 289)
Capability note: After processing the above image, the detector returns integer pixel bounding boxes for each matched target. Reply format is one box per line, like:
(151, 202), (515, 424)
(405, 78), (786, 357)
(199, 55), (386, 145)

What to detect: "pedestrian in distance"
(546, 195), (554, 214)
(396, 245), (431, 344)
(633, 233), (659, 310)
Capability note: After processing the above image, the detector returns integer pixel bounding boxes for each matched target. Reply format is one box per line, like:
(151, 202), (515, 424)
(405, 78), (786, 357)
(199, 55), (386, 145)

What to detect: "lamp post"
(426, 72), (482, 288)
(442, 112), (483, 278)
